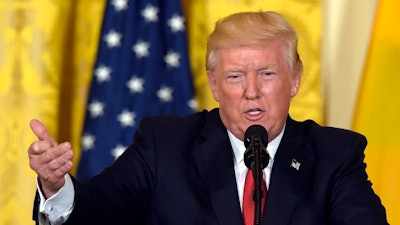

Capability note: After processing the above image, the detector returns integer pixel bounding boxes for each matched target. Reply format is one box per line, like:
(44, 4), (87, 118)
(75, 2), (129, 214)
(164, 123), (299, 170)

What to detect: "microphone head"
(244, 124), (268, 148)
(243, 124), (270, 170)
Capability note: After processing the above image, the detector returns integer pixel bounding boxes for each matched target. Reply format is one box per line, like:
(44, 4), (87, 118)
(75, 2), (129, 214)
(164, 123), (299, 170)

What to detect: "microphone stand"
(252, 137), (264, 225)
(243, 125), (269, 225)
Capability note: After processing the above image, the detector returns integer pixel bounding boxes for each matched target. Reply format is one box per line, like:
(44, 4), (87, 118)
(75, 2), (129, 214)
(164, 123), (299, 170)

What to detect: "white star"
(188, 98), (198, 111)
(111, 144), (127, 160)
(94, 65), (112, 82)
(88, 100), (105, 118)
(104, 30), (122, 48)
(168, 14), (185, 32)
(81, 134), (95, 151)
(132, 40), (150, 58)
(126, 76), (145, 93)
(117, 109), (136, 127)
(111, 0), (128, 11)
(141, 5), (159, 22)
(157, 86), (173, 102)
(164, 51), (180, 68)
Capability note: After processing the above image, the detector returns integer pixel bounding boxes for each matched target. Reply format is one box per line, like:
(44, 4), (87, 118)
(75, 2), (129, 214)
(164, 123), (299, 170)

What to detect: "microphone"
(244, 124), (270, 170)
(243, 124), (270, 225)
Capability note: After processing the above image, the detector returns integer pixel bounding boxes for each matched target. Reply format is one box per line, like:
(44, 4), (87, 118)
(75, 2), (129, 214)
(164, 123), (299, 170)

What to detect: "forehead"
(217, 44), (285, 68)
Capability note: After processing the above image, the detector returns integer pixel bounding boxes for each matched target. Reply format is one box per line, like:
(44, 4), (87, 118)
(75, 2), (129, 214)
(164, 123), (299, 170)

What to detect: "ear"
(290, 72), (302, 97)
(207, 70), (220, 102)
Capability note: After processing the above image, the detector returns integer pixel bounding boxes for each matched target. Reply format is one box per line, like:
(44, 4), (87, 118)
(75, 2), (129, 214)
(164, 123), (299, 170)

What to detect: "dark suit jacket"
(33, 109), (388, 225)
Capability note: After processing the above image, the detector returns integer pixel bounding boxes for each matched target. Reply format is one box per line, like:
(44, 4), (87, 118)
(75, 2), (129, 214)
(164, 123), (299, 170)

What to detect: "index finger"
(30, 119), (57, 145)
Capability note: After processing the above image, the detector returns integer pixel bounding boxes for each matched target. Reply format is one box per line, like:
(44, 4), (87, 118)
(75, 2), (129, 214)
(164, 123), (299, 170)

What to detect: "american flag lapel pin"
(290, 158), (301, 171)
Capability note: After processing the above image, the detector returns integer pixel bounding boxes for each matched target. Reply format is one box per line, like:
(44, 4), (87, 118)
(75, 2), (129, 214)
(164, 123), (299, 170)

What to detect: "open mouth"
(247, 109), (262, 115)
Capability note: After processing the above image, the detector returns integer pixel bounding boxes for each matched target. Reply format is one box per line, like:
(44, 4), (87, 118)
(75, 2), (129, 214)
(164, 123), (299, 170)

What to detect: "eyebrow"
(223, 63), (279, 74)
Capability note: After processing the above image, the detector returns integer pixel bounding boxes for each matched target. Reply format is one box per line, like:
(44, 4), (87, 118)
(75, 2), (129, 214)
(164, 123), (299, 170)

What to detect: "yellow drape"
(183, 0), (323, 124)
(352, 0), (400, 224)
(0, 1), (105, 224)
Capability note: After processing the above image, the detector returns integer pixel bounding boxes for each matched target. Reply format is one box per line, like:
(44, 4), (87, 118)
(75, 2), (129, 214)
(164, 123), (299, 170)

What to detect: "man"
(28, 11), (388, 225)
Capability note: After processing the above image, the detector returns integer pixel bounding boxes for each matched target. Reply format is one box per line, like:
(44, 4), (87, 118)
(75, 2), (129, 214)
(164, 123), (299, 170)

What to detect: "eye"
(226, 73), (244, 83)
(259, 71), (275, 79)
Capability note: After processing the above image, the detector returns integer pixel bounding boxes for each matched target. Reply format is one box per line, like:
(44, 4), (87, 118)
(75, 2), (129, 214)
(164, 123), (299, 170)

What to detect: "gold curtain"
(352, 0), (400, 223)
(0, 0), (105, 224)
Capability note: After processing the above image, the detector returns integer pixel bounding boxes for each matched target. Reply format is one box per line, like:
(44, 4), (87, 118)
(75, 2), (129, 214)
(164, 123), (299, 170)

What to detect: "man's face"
(207, 44), (301, 142)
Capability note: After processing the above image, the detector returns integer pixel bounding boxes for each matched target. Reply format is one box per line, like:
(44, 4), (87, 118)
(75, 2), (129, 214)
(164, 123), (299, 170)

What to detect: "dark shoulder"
(299, 119), (367, 147)
(139, 109), (217, 129)
(134, 109), (221, 139)
(286, 118), (368, 161)
(284, 118), (368, 169)
(132, 109), (222, 149)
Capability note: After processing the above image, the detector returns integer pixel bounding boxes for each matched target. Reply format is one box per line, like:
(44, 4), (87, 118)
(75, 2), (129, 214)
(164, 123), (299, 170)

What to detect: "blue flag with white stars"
(77, 0), (196, 180)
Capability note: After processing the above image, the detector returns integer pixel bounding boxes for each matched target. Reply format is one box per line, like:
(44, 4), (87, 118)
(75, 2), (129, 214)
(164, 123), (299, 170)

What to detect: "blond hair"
(206, 11), (303, 75)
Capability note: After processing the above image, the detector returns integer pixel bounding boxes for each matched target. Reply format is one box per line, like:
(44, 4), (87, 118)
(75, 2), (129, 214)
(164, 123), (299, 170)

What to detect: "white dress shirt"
(38, 127), (284, 224)
(37, 174), (74, 225)
(228, 127), (284, 209)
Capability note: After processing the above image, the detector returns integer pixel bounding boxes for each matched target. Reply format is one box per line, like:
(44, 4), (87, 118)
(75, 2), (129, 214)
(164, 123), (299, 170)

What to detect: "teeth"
(248, 110), (261, 115)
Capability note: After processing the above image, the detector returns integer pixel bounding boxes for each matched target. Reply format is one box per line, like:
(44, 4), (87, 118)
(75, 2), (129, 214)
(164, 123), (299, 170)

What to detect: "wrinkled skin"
(28, 119), (74, 198)
(207, 44), (301, 142)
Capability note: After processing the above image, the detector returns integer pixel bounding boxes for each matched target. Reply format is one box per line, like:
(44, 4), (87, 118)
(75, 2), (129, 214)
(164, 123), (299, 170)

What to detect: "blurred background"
(0, 0), (398, 224)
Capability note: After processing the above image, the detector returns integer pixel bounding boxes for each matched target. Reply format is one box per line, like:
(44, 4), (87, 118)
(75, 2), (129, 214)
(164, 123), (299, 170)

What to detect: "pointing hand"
(28, 119), (74, 198)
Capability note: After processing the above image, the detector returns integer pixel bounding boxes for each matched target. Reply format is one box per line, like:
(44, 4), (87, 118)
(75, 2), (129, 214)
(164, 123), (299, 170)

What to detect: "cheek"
(264, 81), (292, 107)
(219, 85), (244, 101)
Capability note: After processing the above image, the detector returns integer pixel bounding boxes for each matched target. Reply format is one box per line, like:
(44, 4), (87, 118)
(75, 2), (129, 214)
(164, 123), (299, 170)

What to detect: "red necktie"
(242, 170), (267, 225)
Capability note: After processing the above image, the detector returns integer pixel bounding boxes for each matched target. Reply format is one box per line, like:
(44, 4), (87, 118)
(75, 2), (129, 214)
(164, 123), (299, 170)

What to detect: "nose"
(244, 74), (260, 100)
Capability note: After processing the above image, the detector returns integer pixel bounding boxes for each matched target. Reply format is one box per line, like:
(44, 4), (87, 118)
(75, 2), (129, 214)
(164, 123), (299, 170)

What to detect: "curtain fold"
(0, 1), (105, 224)
(352, 0), (400, 223)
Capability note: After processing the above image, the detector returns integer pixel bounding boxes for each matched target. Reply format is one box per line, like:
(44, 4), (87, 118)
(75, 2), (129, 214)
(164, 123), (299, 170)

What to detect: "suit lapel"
(193, 110), (243, 225)
(263, 117), (316, 225)
(192, 112), (316, 225)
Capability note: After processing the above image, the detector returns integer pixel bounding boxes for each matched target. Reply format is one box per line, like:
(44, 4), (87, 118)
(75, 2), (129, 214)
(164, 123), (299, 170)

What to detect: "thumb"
(30, 119), (57, 145)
